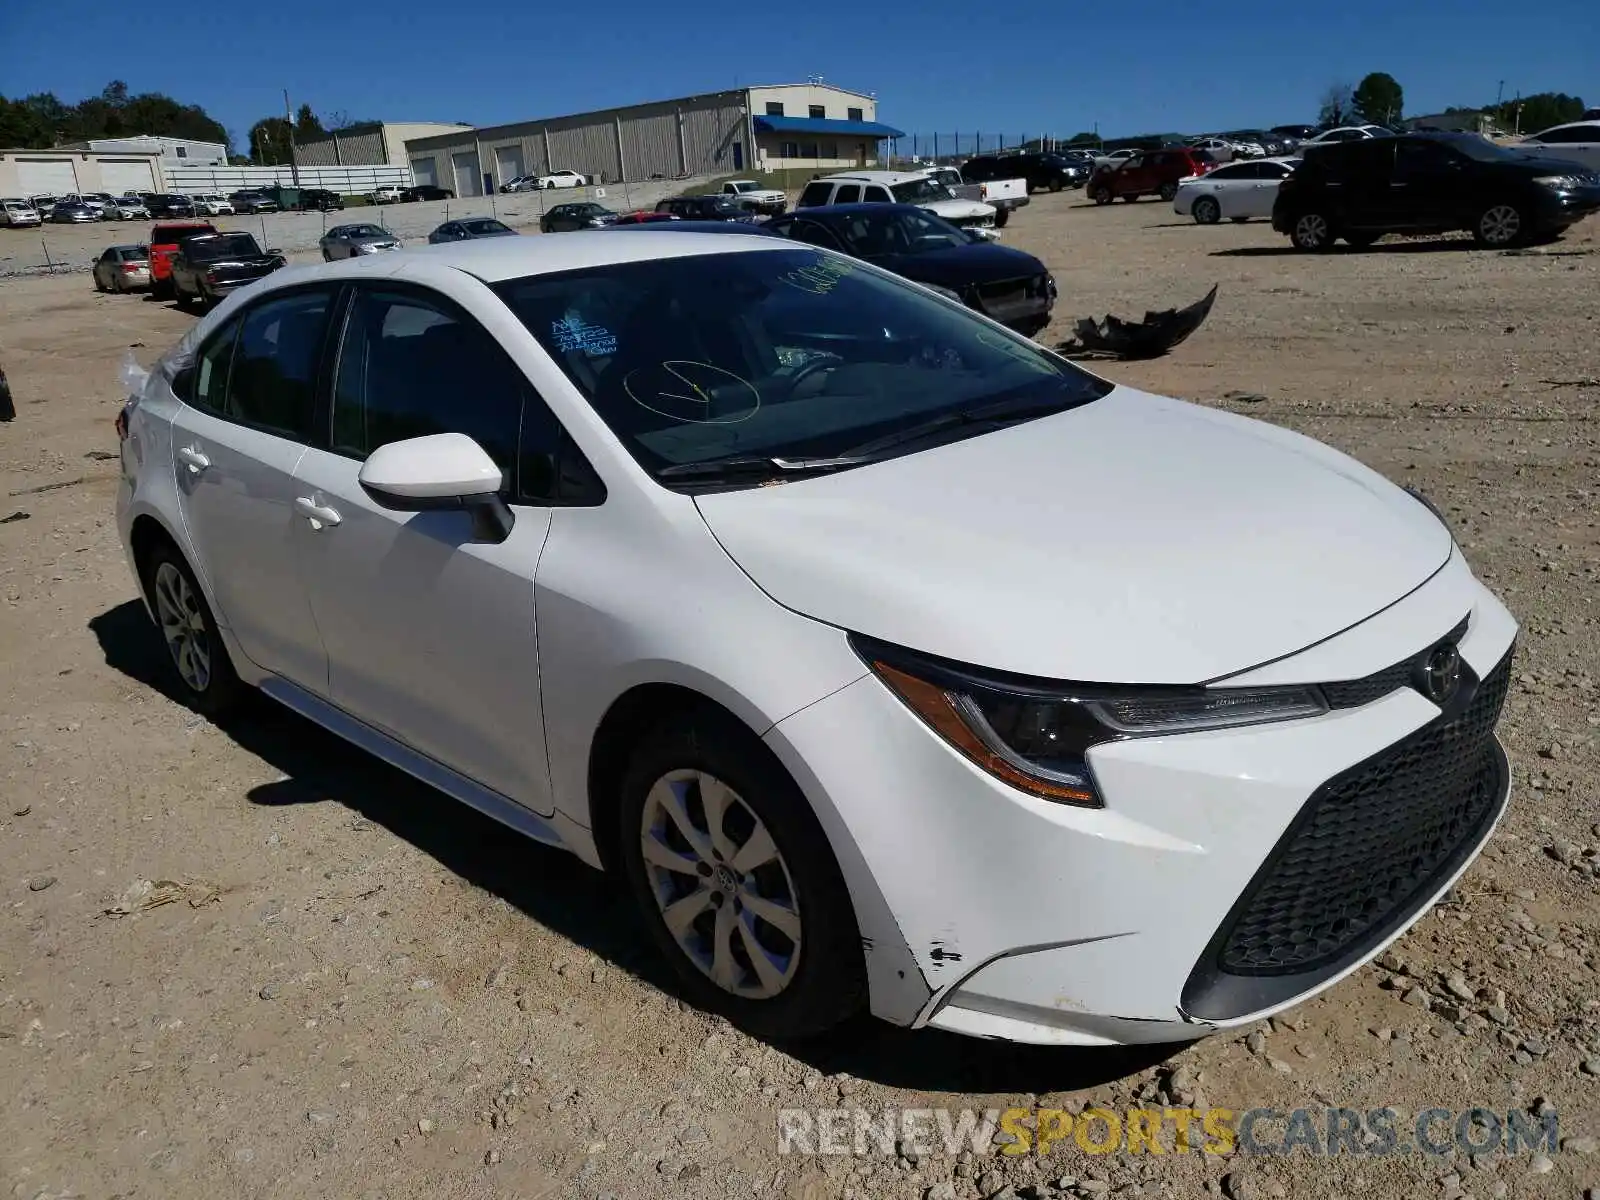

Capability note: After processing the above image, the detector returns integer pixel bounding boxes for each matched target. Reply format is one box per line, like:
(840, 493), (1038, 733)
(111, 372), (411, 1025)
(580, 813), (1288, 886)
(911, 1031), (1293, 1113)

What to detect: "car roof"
(780, 201), (929, 220)
(1528, 120), (1600, 136)
(817, 171), (926, 184)
(271, 229), (790, 288)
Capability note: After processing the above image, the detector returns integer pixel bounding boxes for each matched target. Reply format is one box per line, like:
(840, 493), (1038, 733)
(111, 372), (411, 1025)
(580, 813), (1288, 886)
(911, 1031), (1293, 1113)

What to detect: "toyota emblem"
(1418, 642), (1463, 705)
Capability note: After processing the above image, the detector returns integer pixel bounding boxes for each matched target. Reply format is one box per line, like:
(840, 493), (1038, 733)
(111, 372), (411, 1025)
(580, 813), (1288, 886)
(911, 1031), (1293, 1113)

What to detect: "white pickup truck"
(721, 179), (788, 215)
(921, 166), (1028, 227)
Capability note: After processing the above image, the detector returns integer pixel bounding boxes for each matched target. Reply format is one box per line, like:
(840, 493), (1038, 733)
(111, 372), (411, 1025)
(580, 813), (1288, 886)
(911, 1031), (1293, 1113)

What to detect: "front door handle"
(177, 445), (210, 474)
(294, 496), (342, 529)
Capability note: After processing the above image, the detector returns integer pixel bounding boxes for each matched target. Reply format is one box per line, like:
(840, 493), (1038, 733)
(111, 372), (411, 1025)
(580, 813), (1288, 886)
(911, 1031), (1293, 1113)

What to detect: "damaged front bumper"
(762, 564), (1516, 1045)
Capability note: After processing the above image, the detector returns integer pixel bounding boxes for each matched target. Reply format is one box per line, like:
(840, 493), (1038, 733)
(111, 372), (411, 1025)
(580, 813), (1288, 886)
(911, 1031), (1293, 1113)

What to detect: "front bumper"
(1531, 183), (1600, 225)
(765, 559), (1517, 1044)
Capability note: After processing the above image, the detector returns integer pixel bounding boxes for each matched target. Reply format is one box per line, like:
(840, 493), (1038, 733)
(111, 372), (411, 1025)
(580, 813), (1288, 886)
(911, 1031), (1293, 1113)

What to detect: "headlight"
(855, 636), (1327, 807)
(1533, 175), (1583, 190)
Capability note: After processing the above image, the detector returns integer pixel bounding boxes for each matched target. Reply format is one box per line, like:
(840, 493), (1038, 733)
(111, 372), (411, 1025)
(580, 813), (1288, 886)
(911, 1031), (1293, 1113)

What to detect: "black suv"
(963, 153), (1088, 193)
(1273, 132), (1600, 251)
(298, 188), (345, 211)
(653, 195), (758, 222)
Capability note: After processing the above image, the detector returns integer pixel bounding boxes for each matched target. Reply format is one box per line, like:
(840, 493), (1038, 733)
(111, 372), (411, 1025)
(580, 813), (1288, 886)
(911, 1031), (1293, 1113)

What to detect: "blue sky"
(2, 0), (1592, 152)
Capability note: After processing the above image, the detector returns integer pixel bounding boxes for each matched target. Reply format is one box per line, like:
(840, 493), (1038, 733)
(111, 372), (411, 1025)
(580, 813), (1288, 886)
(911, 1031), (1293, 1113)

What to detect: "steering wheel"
(786, 354), (841, 394)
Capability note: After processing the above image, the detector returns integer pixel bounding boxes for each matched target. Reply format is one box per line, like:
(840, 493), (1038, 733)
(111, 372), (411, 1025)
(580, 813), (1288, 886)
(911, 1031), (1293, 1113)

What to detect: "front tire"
(618, 710), (866, 1040)
(1091, 186), (1113, 206)
(1047, 178), (1062, 193)
(1192, 196), (1221, 225)
(1474, 202), (1525, 248)
(994, 208), (1010, 228)
(140, 543), (244, 717)
(1159, 182), (1178, 202)
(1290, 211), (1337, 251)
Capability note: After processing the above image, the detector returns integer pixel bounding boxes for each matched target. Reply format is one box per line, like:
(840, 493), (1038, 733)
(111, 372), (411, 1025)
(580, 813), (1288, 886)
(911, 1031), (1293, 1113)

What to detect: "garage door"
(494, 145), (524, 188)
(17, 158), (78, 196)
(451, 151), (481, 197)
(411, 157), (437, 188)
(100, 159), (156, 195)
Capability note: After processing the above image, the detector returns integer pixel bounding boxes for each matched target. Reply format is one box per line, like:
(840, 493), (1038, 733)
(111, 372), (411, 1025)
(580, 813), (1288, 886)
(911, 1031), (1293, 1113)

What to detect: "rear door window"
(863, 186), (893, 203)
(798, 182), (832, 207)
(833, 184), (862, 203)
(223, 290), (334, 441)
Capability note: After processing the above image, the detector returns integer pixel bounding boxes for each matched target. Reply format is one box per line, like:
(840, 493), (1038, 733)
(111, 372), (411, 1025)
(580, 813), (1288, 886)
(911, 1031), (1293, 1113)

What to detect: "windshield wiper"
(841, 394), (1078, 458)
(655, 453), (870, 481)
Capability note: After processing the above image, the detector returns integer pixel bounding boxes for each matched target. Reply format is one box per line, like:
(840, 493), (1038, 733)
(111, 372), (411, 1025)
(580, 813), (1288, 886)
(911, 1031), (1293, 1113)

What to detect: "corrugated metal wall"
(403, 90), (751, 185)
(295, 127), (387, 167)
(546, 119), (619, 183)
(621, 108), (681, 180)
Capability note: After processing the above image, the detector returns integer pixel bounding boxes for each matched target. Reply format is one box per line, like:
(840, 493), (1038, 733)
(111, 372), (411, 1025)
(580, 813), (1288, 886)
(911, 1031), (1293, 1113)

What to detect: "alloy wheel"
(639, 769), (801, 1000)
(1294, 213), (1331, 250)
(1478, 204), (1521, 246)
(152, 561), (212, 692)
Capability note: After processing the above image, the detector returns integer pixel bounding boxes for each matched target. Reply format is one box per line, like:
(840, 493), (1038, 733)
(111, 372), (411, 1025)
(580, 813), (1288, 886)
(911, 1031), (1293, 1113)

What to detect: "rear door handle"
(294, 496), (342, 529)
(177, 445), (210, 474)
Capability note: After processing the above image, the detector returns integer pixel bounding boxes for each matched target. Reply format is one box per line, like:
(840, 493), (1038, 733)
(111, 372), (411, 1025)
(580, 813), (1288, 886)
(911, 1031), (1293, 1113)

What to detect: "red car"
(147, 221), (217, 299)
(1089, 148), (1215, 205)
(611, 210), (680, 225)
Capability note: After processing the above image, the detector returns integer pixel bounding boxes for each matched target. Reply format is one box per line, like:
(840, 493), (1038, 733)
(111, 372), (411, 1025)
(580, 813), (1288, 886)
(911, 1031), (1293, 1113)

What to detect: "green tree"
(1353, 72), (1404, 125)
(1491, 92), (1585, 134)
(249, 117), (294, 164)
(1068, 130), (1100, 144)
(294, 103), (327, 142)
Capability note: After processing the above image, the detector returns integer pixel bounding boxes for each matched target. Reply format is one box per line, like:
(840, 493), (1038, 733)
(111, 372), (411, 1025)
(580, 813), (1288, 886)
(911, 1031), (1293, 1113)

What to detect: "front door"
(169, 288), (335, 689)
(1387, 139), (1458, 227)
(290, 283), (557, 813)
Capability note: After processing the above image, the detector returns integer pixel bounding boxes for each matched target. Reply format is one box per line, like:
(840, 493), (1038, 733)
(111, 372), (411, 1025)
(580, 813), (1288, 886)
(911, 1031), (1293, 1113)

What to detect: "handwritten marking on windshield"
(551, 315), (617, 357)
(778, 255), (856, 296)
(624, 361), (761, 425)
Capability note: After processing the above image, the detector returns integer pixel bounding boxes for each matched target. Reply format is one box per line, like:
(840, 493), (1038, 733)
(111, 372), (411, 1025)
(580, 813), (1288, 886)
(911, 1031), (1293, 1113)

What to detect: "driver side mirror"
(358, 432), (515, 543)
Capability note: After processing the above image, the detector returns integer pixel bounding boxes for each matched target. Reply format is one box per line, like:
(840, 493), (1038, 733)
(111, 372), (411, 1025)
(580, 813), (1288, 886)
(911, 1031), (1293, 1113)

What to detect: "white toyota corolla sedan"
(1174, 158), (1300, 224)
(115, 233), (1516, 1046)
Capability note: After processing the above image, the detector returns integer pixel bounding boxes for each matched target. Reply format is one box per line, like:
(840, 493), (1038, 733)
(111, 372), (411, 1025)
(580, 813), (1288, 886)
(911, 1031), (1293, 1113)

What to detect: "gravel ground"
(0, 176), (712, 276)
(1, 194), (1598, 1200)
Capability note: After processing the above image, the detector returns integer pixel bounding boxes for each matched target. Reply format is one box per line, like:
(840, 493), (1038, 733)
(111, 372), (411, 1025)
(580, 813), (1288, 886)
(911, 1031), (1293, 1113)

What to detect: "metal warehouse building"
(294, 122), (472, 168)
(0, 147), (166, 198)
(405, 83), (901, 198)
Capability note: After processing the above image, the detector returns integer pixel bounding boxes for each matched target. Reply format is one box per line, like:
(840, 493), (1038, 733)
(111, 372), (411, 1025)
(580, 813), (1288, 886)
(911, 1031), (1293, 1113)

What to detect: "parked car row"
(500, 170), (588, 192)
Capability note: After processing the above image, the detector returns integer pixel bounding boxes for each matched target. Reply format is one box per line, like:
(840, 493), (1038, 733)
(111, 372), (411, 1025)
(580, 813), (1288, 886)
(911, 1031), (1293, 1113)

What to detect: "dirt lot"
(2, 196), (1598, 1200)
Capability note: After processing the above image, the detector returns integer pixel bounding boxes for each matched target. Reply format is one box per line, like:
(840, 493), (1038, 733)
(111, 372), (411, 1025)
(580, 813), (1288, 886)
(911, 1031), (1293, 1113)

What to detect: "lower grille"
(1214, 649), (1512, 978)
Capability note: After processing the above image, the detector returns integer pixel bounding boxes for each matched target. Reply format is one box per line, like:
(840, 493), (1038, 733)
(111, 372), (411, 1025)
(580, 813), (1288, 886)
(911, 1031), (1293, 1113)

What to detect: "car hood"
(692, 387), (1452, 683)
(923, 198), (995, 220)
(883, 241), (1045, 286)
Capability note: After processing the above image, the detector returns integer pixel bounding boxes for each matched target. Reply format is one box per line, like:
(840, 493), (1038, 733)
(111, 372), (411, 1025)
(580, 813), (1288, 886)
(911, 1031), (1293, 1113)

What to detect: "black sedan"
(541, 202), (619, 232)
(654, 195), (760, 222)
(428, 218), (518, 243)
(169, 231), (285, 310)
(764, 203), (1056, 336)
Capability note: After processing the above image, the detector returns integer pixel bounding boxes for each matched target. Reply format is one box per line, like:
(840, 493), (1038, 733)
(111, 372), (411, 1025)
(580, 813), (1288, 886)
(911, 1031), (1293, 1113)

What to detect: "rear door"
(169, 287), (337, 688)
(1326, 140), (1396, 227)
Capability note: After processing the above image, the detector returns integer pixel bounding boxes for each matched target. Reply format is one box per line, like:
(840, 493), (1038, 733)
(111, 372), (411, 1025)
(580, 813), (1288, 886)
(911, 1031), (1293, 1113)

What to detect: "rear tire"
(139, 542), (244, 718)
(1048, 178), (1062, 193)
(1192, 196), (1221, 225)
(994, 208), (1010, 228)
(617, 710), (866, 1041)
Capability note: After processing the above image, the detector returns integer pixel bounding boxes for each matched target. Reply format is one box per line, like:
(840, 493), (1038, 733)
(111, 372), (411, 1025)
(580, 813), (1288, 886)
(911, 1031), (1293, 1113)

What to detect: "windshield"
(889, 178), (953, 204)
(729, 182), (758, 193)
(344, 225), (385, 238)
(463, 219), (513, 235)
(493, 248), (1107, 480)
(837, 208), (972, 255)
(187, 233), (263, 259)
(1433, 134), (1542, 163)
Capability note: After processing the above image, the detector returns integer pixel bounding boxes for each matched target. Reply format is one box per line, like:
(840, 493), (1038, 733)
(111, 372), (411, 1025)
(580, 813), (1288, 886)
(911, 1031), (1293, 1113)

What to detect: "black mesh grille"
(1321, 616), (1470, 709)
(1216, 649), (1511, 976)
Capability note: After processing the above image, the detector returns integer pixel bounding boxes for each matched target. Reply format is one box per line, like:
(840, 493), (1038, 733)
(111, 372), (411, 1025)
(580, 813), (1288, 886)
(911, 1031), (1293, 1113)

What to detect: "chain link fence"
(0, 176), (716, 279)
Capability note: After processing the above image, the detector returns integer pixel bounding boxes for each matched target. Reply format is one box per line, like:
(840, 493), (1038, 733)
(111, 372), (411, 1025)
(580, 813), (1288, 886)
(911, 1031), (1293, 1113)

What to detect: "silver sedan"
(319, 222), (403, 260)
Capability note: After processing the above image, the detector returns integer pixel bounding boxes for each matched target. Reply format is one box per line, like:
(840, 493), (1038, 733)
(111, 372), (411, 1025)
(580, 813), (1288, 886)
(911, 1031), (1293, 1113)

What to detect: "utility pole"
(284, 89), (300, 187)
